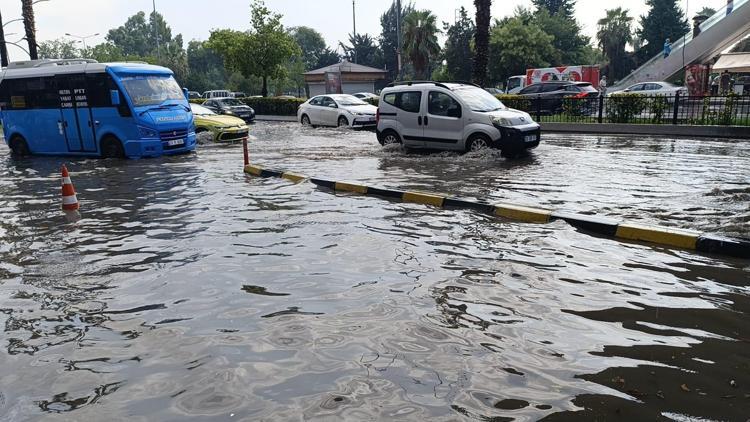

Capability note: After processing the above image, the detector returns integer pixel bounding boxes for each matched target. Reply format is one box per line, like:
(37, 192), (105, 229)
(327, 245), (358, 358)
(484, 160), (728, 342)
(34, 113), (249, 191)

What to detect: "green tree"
(106, 11), (152, 57)
(379, 1), (415, 80)
(315, 47), (341, 69)
(21, 0), (38, 59)
(38, 38), (80, 59)
(208, 0), (299, 97)
(184, 40), (227, 93)
(84, 42), (126, 62)
(443, 7), (475, 81)
(532, 0), (576, 18)
(289, 26), (328, 70)
(488, 16), (555, 84)
(597, 7), (634, 80)
(339, 33), (384, 68)
(696, 7), (716, 17)
(403, 10), (441, 79)
(638, 0), (689, 59)
(533, 8), (590, 65)
(473, 0), (492, 86)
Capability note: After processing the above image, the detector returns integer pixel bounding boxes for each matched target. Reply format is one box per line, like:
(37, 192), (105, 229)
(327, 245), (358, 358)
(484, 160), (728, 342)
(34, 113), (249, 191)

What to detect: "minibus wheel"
(101, 136), (125, 159)
(9, 135), (30, 156)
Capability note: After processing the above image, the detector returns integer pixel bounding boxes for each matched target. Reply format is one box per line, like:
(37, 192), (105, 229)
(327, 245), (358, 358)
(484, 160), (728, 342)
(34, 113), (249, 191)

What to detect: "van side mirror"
(183, 88), (189, 100)
(110, 90), (121, 106)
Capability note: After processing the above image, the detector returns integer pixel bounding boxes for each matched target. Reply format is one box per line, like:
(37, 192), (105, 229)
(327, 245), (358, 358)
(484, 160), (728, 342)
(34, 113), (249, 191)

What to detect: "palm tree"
(21, 0), (38, 59)
(402, 10), (440, 79)
(472, 0), (491, 86)
(597, 7), (633, 80)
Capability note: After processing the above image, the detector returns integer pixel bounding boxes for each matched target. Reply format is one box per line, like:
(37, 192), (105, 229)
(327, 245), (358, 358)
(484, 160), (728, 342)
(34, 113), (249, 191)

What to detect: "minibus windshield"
(121, 75), (185, 107)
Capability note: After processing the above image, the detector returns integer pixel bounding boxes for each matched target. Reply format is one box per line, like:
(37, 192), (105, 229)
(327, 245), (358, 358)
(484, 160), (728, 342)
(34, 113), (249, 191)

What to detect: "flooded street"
(1, 123), (749, 421)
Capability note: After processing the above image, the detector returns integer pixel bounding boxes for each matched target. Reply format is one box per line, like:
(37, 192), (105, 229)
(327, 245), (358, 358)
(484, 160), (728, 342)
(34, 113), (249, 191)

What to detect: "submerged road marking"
(243, 164), (750, 260)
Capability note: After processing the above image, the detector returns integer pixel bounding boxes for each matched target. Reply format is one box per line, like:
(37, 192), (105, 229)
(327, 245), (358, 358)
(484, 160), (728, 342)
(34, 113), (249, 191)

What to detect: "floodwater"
(0, 123), (748, 421)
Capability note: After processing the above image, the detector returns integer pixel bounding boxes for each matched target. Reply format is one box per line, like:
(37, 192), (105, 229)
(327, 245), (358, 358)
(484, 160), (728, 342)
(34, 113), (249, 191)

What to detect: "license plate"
(166, 139), (184, 147)
(524, 134), (537, 143)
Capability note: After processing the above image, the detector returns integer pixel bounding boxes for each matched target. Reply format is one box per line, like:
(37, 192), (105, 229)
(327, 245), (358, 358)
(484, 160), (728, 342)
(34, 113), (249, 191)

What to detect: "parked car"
(190, 103), (249, 142)
(518, 81), (599, 114)
(187, 91), (202, 99)
(297, 94), (378, 128)
(484, 87), (504, 95)
(275, 95), (297, 100)
(231, 91), (247, 98)
(609, 81), (688, 100)
(376, 81), (540, 155)
(202, 97), (256, 123)
(353, 92), (379, 101)
(202, 90), (232, 99)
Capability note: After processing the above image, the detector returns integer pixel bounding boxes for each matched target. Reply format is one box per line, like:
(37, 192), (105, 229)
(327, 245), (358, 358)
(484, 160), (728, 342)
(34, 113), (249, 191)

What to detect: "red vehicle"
(506, 66), (601, 93)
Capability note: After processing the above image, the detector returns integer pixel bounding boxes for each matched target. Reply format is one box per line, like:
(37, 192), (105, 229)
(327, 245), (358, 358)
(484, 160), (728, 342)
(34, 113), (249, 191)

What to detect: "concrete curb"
(542, 122), (750, 139)
(244, 164), (750, 260)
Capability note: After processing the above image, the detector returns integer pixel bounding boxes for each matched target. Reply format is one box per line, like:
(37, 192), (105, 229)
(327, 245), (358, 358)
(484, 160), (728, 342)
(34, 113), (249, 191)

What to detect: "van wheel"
(379, 130), (401, 146)
(337, 116), (349, 127)
(101, 135), (125, 159)
(466, 134), (491, 152)
(9, 135), (30, 156)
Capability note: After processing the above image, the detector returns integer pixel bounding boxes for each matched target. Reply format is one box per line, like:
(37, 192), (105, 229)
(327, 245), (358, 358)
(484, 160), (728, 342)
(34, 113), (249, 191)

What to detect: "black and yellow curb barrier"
(243, 164), (750, 260)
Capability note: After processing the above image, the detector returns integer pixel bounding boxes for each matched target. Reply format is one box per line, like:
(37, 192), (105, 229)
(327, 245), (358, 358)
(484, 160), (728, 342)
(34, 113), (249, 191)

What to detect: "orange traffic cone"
(61, 164), (79, 211)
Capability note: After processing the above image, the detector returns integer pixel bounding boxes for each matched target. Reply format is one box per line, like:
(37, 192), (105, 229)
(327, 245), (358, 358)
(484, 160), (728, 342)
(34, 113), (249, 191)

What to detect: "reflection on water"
(0, 124), (748, 421)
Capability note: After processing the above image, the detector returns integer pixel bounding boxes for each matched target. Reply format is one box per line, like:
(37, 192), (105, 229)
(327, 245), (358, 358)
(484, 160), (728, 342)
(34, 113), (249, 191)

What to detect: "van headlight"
(490, 116), (513, 127)
(138, 126), (159, 139)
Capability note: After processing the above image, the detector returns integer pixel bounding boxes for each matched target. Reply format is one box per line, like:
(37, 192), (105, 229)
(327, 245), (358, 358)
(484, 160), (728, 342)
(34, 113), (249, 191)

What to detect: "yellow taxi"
(190, 103), (249, 142)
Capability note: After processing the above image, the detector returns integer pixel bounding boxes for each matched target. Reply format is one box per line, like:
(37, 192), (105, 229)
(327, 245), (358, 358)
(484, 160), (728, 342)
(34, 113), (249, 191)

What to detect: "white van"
(202, 90), (232, 99)
(376, 82), (540, 154)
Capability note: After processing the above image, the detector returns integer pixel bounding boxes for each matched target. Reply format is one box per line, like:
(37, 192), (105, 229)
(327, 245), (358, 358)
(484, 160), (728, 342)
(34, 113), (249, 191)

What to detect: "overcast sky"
(3, 0), (720, 62)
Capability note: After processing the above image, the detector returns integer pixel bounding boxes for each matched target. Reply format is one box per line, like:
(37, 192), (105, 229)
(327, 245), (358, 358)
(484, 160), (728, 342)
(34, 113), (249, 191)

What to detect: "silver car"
(610, 82), (688, 99)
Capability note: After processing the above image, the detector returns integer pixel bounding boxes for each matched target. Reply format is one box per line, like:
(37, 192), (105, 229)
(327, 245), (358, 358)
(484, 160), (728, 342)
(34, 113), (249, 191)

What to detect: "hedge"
(189, 97), (306, 116)
(494, 94), (531, 112)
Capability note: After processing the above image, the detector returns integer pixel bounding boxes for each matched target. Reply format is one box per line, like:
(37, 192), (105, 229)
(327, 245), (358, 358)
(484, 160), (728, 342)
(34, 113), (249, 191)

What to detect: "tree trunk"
(0, 10), (9, 67)
(472, 0), (491, 87)
(21, 0), (38, 60)
(262, 76), (268, 97)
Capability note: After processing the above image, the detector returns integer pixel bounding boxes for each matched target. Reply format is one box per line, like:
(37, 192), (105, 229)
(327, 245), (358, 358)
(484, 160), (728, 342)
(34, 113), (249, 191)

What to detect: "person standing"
(720, 70), (732, 94)
(599, 75), (608, 95)
(663, 38), (672, 58)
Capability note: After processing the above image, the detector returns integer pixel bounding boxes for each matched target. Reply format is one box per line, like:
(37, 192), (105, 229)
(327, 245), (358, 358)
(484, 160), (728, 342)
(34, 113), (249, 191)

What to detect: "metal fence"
(501, 94), (750, 126)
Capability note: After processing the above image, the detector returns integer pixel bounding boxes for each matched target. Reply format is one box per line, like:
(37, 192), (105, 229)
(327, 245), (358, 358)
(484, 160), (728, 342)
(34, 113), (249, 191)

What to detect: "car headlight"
(490, 116), (513, 127)
(138, 126), (159, 138)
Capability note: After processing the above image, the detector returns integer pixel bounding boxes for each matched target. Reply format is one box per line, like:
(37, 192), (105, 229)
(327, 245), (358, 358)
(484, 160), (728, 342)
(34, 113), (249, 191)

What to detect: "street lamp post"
(65, 32), (99, 50)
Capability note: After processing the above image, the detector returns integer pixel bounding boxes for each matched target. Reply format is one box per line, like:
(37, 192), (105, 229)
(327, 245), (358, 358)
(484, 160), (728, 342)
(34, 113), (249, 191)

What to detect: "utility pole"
(153, 0), (160, 60)
(352, 0), (357, 63)
(396, 0), (402, 79)
(0, 10), (9, 67)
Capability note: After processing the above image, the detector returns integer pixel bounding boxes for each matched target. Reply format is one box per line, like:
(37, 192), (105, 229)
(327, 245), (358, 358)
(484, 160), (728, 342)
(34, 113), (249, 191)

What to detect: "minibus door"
(56, 74), (98, 153)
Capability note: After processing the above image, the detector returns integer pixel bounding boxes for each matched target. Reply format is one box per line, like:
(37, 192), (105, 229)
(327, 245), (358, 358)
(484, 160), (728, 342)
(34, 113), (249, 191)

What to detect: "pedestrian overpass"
(611, 0), (750, 90)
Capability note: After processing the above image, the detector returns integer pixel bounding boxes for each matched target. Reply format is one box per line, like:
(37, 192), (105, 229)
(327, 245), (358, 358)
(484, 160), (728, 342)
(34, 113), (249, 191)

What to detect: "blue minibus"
(0, 59), (196, 158)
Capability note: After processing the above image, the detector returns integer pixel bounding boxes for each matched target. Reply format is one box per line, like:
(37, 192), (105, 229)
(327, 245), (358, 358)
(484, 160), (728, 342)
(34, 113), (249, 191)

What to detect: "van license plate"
(524, 134), (537, 143)
(167, 139), (184, 147)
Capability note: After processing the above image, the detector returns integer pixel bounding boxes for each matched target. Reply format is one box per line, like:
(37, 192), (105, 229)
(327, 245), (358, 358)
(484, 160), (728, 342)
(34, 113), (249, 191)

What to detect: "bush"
(495, 94), (531, 112)
(189, 97), (306, 116)
(562, 97), (586, 117)
(606, 93), (646, 123)
(649, 96), (671, 124)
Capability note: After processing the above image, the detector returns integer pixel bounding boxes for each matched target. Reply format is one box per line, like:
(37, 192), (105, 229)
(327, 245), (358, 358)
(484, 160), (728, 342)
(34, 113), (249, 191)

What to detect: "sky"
(2, 0), (720, 62)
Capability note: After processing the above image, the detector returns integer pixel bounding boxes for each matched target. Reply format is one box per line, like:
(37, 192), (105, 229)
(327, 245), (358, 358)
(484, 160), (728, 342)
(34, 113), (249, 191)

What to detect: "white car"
(609, 81), (688, 99)
(376, 81), (540, 155)
(353, 92), (379, 101)
(297, 94), (378, 128)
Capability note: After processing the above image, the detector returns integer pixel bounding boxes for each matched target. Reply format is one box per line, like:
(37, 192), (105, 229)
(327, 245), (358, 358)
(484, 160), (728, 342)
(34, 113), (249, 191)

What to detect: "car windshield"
(453, 86), (505, 112)
(220, 98), (244, 106)
(190, 103), (216, 115)
(120, 75), (184, 107)
(335, 95), (368, 106)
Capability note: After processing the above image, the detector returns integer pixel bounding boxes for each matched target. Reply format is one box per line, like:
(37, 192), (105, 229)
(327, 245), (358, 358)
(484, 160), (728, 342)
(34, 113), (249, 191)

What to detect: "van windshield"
(120, 75), (184, 107)
(453, 86), (506, 112)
